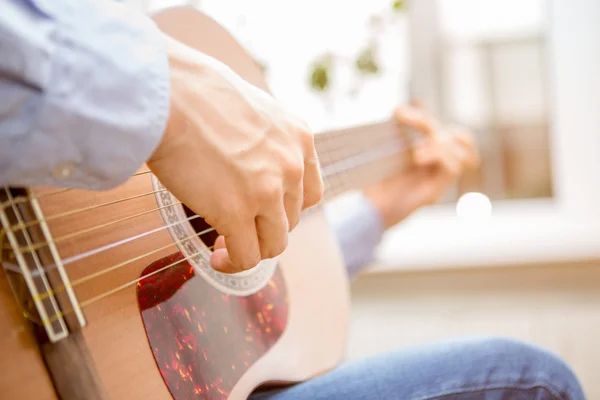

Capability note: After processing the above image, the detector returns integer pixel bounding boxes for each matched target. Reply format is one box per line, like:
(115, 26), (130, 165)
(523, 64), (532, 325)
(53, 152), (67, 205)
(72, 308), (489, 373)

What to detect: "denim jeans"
(249, 337), (585, 400)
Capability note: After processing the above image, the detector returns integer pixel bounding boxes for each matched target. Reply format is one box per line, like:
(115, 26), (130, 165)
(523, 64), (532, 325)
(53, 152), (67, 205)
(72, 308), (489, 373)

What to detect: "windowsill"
(365, 198), (600, 274)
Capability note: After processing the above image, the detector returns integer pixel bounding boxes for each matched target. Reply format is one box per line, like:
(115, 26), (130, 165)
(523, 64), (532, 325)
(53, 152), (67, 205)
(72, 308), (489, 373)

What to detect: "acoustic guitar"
(0, 6), (412, 400)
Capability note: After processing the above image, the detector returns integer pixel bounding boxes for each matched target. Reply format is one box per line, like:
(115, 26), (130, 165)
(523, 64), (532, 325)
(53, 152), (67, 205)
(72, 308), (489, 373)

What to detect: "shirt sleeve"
(324, 192), (386, 279)
(0, 0), (170, 190)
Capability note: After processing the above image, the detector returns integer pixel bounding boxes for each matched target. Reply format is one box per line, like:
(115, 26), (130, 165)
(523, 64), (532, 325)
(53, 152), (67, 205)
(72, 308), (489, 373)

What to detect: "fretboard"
(314, 120), (413, 200)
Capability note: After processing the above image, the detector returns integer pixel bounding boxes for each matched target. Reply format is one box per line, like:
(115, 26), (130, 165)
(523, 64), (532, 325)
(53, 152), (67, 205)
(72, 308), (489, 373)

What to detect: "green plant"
(309, 53), (334, 91)
(392, 0), (407, 12)
(307, 0), (407, 95)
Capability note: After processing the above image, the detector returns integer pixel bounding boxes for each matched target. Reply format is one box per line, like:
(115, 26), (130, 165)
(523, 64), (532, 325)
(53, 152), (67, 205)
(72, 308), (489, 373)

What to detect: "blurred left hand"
(364, 105), (480, 229)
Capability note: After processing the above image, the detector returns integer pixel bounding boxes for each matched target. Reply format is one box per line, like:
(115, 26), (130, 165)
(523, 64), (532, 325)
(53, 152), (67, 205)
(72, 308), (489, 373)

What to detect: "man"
(0, 1), (586, 399)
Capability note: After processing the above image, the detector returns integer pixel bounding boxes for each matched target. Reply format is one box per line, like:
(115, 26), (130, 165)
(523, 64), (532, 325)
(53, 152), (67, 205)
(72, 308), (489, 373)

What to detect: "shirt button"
(53, 163), (77, 181)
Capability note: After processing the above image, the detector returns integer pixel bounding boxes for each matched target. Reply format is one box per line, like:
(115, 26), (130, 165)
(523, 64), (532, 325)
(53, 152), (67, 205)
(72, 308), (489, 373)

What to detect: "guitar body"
(0, 7), (351, 400)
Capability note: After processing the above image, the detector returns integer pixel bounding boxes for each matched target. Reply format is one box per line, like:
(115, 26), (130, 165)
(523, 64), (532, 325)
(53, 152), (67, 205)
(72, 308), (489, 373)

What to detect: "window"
(412, 0), (552, 201)
(374, 0), (600, 272)
(136, 0), (600, 271)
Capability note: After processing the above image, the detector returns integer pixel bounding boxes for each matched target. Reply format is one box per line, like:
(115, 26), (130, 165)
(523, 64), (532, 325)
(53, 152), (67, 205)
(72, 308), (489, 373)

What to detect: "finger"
(437, 139), (463, 178)
(416, 127), (476, 171)
(413, 137), (442, 166)
(448, 129), (480, 169)
(283, 151), (304, 229)
(284, 184), (303, 231)
(212, 219), (261, 273)
(302, 150), (324, 209)
(409, 98), (426, 110)
(414, 135), (460, 174)
(210, 248), (232, 272)
(256, 205), (289, 259)
(393, 105), (438, 137)
(449, 127), (475, 150)
(214, 235), (226, 250)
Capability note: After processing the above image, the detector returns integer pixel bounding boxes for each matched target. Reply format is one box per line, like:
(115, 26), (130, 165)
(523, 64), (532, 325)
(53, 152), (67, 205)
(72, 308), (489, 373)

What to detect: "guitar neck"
(315, 120), (412, 200)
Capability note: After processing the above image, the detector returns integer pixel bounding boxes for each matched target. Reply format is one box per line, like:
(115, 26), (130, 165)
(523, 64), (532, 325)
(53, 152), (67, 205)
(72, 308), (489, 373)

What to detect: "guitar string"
(3, 124), (404, 230)
(2, 188), (68, 333)
(2, 123), (384, 211)
(6, 136), (420, 318)
(33, 224), (216, 302)
(24, 136), (426, 325)
(9, 133), (417, 286)
(58, 126), (406, 312)
(21, 200), (183, 253)
(7, 187), (170, 233)
(27, 143), (362, 291)
(23, 137), (413, 305)
(11, 126), (385, 209)
(43, 244), (215, 327)
(50, 213), (203, 270)
(4, 169), (152, 207)
(11, 135), (415, 257)
(8, 134), (424, 308)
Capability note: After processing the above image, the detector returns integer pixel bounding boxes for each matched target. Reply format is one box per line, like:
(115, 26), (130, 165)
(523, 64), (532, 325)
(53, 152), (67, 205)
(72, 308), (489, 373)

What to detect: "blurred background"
(127, 0), (600, 397)
(132, 0), (553, 203)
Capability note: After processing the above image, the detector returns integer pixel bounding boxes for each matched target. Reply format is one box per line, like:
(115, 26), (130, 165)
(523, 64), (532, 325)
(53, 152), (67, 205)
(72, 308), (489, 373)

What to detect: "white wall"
(136, 0), (411, 133)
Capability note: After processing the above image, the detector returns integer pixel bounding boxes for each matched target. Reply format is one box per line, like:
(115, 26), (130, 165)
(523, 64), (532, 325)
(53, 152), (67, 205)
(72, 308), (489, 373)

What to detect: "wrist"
(363, 188), (411, 230)
(151, 34), (204, 164)
(362, 189), (391, 229)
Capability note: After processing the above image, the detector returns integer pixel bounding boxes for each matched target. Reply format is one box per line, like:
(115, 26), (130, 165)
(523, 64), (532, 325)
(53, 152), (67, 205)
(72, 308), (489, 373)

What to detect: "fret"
(0, 187), (86, 343)
(0, 187), (69, 342)
(29, 189), (87, 331)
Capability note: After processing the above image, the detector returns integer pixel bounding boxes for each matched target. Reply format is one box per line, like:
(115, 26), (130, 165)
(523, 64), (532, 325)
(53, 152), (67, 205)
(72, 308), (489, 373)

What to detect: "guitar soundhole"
(137, 252), (289, 399)
(182, 205), (219, 248)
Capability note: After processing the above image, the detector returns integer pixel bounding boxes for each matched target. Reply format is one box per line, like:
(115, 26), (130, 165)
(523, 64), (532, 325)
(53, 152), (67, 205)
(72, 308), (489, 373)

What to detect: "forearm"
(0, 0), (170, 189)
(324, 193), (385, 279)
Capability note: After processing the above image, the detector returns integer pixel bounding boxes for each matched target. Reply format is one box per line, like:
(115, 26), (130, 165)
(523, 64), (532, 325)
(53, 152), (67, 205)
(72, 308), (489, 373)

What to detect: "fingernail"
(210, 249), (233, 272)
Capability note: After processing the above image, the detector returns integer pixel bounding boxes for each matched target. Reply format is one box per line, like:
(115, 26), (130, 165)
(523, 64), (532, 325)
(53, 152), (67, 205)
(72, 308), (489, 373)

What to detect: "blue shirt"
(0, 0), (385, 278)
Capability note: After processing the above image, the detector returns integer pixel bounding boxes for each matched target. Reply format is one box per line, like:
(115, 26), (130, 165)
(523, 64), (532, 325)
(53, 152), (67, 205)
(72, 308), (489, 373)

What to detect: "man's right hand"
(148, 34), (324, 274)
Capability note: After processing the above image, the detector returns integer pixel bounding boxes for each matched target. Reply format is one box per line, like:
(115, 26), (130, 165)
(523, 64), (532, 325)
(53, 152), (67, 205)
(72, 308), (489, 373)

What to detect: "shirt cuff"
(9, 0), (170, 190)
(324, 192), (386, 279)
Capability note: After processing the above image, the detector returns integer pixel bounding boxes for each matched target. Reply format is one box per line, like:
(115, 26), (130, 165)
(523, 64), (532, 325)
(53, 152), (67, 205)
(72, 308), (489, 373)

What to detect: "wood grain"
(0, 267), (57, 400)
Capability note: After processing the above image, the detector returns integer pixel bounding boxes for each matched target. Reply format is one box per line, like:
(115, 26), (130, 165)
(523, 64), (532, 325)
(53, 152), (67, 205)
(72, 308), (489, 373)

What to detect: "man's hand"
(148, 35), (324, 273)
(364, 105), (480, 229)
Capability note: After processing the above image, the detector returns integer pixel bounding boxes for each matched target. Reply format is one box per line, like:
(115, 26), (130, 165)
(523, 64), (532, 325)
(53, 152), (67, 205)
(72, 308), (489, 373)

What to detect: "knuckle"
(298, 127), (316, 149)
(305, 180), (325, 206)
(288, 215), (300, 231)
(228, 203), (249, 223)
(204, 213), (227, 233)
(284, 159), (304, 182)
(265, 238), (288, 259)
(211, 205), (251, 236)
(256, 180), (283, 203)
(239, 254), (261, 270)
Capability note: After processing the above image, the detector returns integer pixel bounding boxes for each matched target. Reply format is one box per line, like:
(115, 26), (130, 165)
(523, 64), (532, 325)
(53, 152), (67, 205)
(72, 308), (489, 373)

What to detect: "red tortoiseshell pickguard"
(137, 252), (288, 399)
